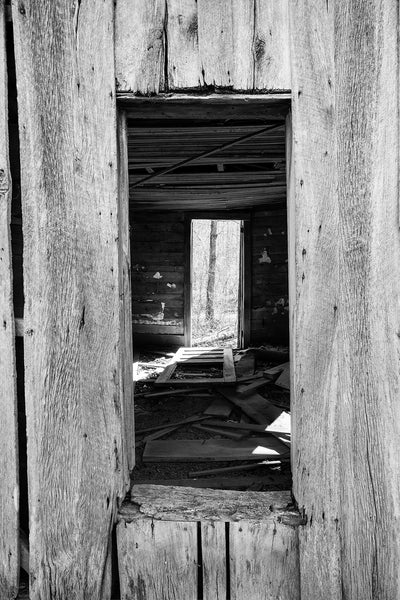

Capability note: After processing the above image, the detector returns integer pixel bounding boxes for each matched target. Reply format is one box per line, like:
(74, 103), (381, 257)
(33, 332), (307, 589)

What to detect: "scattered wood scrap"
(155, 347), (236, 385)
(274, 363), (290, 390)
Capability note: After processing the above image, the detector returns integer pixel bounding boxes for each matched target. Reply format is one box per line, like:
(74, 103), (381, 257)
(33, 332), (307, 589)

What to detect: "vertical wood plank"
(254, 0), (291, 91)
(0, 0), (19, 597)
(230, 521), (300, 600)
(115, 0), (166, 94)
(201, 521), (226, 600)
(183, 215), (192, 346)
(12, 1), (125, 598)
(197, 0), (254, 89)
(290, 0), (400, 598)
(117, 519), (198, 600)
(167, 0), (200, 89)
(118, 111), (134, 474)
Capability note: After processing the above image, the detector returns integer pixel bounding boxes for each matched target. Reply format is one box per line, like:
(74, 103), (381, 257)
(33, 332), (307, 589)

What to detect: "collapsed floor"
(132, 347), (291, 492)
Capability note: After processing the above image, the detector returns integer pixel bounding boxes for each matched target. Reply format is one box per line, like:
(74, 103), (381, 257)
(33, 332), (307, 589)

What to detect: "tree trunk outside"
(206, 220), (218, 323)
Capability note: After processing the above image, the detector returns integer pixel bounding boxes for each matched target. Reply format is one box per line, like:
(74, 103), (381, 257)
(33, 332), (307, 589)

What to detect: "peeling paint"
(259, 249), (272, 264)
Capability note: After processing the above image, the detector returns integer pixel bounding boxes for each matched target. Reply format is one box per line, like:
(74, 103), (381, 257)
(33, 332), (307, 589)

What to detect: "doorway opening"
(191, 218), (241, 348)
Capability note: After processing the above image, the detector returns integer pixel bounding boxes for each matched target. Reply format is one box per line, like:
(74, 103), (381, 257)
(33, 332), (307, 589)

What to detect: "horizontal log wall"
(115, 0), (290, 93)
(131, 211), (185, 347)
(251, 208), (288, 345)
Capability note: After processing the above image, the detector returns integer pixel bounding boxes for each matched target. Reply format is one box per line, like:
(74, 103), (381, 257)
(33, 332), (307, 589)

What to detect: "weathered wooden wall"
(131, 211), (186, 347)
(290, 0), (400, 598)
(12, 1), (127, 598)
(0, 2), (19, 597)
(117, 485), (300, 600)
(115, 0), (290, 94)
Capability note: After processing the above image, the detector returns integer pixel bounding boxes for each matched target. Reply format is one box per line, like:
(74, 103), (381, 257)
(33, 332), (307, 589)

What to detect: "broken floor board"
(155, 346), (236, 385)
(123, 485), (296, 522)
(274, 363), (290, 389)
(188, 460), (287, 478)
(142, 436), (288, 463)
(117, 519), (198, 600)
(264, 361), (290, 379)
(203, 396), (232, 417)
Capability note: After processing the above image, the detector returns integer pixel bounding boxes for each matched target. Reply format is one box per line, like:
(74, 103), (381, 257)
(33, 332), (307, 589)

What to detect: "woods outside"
(191, 219), (241, 347)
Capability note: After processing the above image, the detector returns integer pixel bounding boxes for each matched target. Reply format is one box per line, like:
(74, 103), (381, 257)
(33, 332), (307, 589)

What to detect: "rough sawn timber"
(290, 0), (400, 598)
(0, 1), (19, 597)
(115, 0), (291, 93)
(12, 1), (126, 598)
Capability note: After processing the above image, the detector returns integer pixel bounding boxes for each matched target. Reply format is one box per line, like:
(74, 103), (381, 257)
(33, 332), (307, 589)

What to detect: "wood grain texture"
(117, 519), (198, 600)
(118, 112), (134, 474)
(201, 521), (226, 600)
(230, 521), (300, 600)
(115, 0), (166, 94)
(167, 0), (200, 89)
(115, 1), (291, 92)
(290, 0), (400, 598)
(122, 485), (297, 522)
(0, 1), (19, 597)
(12, 1), (125, 597)
(254, 0), (291, 90)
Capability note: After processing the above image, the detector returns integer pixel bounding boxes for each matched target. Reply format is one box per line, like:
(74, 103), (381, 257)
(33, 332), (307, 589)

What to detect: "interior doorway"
(191, 218), (242, 348)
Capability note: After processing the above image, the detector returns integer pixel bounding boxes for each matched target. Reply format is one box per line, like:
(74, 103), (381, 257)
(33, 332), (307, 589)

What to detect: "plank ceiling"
(127, 102), (288, 211)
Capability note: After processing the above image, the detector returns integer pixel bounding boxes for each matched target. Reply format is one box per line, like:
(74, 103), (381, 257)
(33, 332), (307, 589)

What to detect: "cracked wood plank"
(115, 0), (166, 94)
(117, 519), (197, 600)
(0, 0), (19, 597)
(290, 0), (400, 597)
(12, 0), (125, 597)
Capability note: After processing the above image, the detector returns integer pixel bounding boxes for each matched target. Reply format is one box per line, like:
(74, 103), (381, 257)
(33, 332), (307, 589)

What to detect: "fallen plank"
(143, 436), (289, 463)
(236, 376), (269, 397)
(138, 386), (209, 399)
(133, 477), (278, 490)
(142, 425), (180, 443)
(204, 396), (232, 417)
(274, 363), (290, 390)
(264, 361), (290, 379)
(135, 415), (209, 435)
(188, 459), (287, 478)
(206, 419), (286, 435)
(234, 352), (255, 378)
(192, 424), (246, 440)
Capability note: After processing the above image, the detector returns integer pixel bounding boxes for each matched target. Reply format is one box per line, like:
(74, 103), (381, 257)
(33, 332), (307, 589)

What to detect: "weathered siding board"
(117, 519), (198, 600)
(12, 1), (125, 598)
(167, 0), (200, 89)
(0, 1), (19, 597)
(201, 521), (226, 600)
(118, 112), (135, 473)
(290, 0), (400, 598)
(230, 521), (300, 600)
(115, 0), (291, 93)
(115, 0), (166, 94)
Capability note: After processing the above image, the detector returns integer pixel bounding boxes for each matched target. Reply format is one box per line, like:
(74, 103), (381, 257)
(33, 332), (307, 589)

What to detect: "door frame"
(184, 211), (251, 348)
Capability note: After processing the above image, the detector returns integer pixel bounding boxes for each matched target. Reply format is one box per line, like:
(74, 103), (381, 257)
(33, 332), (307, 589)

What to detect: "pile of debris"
(133, 347), (291, 492)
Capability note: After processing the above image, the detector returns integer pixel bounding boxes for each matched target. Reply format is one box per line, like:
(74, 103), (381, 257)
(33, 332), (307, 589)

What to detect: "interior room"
(126, 99), (292, 491)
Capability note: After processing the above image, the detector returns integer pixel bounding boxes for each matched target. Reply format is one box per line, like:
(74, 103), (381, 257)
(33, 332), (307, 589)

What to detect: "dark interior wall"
(130, 210), (185, 347)
(251, 209), (289, 346)
(131, 207), (288, 349)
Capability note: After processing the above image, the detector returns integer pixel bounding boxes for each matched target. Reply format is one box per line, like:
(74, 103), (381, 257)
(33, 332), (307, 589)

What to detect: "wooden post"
(118, 111), (134, 473)
(12, 1), (126, 598)
(0, 1), (19, 597)
(290, 1), (400, 597)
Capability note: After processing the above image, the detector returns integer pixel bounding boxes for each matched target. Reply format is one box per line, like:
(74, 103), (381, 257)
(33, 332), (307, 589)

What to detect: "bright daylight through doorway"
(191, 219), (242, 348)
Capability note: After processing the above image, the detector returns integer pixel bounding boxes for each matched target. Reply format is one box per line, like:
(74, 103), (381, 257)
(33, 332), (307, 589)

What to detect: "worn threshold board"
(155, 346), (236, 385)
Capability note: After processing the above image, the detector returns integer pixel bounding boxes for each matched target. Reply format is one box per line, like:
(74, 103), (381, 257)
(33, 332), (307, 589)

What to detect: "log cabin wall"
(131, 210), (186, 347)
(130, 208), (289, 348)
